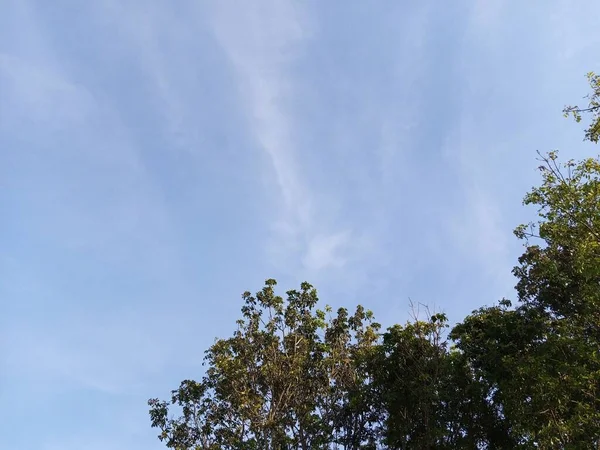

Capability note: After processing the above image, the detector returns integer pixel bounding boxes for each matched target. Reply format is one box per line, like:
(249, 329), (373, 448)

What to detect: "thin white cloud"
(302, 231), (351, 271)
(210, 0), (352, 272)
(89, 0), (358, 273)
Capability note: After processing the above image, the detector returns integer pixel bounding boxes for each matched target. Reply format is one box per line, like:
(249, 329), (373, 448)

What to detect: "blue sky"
(1, 1), (600, 448)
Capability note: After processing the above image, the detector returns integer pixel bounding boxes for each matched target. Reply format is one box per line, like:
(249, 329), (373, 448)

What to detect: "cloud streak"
(210, 0), (356, 273)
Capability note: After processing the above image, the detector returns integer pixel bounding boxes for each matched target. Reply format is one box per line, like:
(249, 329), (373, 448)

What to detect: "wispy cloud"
(210, 0), (355, 273)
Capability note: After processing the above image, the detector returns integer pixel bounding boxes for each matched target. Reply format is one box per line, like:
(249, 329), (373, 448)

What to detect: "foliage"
(149, 287), (519, 449)
(149, 280), (382, 449)
(453, 151), (600, 447)
(373, 309), (513, 449)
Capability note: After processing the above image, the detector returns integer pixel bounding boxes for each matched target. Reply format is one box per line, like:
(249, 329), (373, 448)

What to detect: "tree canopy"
(150, 75), (600, 449)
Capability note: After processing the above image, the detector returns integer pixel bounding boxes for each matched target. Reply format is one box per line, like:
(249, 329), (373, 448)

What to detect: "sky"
(1, 1), (600, 448)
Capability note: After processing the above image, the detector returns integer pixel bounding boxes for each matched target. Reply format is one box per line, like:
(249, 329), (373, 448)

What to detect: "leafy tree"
(373, 308), (514, 449)
(374, 312), (450, 449)
(149, 280), (382, 450)
(452, 150), (600, 447)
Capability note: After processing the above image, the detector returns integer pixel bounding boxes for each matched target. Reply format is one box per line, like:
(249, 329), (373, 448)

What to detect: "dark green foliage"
(373, 312), (513, 449)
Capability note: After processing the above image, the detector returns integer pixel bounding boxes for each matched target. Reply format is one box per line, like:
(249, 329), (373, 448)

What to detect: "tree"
(373, 312), (450, 449)
(148, 280), (382, 449)
(451, 73), (600, 447)
(452, 150), (600, 448)
(373, 308), (514, 449)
